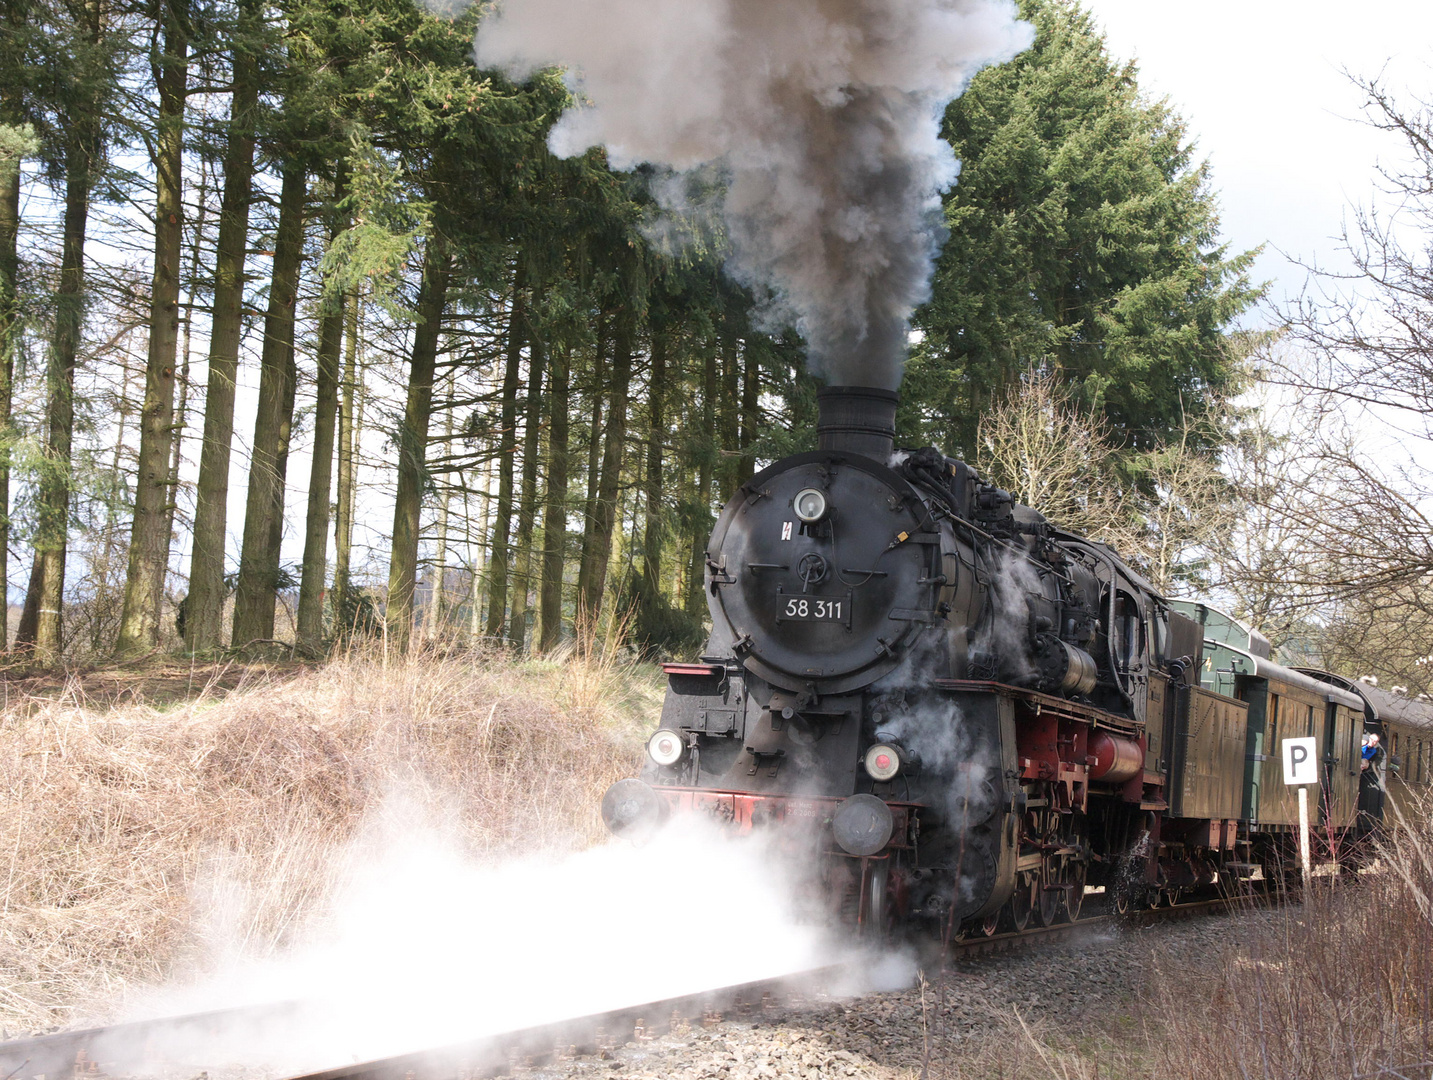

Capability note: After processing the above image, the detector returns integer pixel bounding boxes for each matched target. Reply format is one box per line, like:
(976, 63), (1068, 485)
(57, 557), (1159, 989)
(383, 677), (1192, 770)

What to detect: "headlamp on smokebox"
(864, 742), (904, 782)
(793, 487), (829, 524)
(647, 728), (688, 768)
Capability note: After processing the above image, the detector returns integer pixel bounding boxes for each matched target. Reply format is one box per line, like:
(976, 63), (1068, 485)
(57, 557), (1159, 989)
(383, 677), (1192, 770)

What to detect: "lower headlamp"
(864, 743), (903, 782)
(647, 728), (687, 767)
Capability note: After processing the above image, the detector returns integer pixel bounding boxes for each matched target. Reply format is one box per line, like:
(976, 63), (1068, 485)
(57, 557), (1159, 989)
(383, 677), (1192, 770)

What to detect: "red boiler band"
(1088, 731), (1142, 783)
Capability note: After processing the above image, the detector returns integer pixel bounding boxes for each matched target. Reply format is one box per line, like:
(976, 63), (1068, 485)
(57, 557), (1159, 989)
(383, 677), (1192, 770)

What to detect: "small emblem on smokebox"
(781, 522), (793, 540)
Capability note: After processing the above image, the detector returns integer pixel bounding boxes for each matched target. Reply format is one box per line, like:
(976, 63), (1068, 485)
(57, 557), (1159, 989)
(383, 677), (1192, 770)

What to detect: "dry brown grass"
(904, 807), (1433, 1080)
(0, 643), (657, 1033)
(1144, 805), (1433, 1080)
(11, 632), (1433, 1079)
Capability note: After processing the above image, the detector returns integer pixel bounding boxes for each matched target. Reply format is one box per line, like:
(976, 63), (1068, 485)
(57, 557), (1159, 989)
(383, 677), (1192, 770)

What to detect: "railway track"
(267, 967), (855, 1080)
(945, 887), (1281, 957)
(0, 1000), (308, 1079)
(0, 967), (854, 1080)
(0, 891), (1270, 1080)
(264, 896), (1268, 1080)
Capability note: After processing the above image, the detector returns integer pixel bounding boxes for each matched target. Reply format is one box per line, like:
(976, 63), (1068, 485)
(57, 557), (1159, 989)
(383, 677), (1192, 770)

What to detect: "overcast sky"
(1080, 0), (1433, 314)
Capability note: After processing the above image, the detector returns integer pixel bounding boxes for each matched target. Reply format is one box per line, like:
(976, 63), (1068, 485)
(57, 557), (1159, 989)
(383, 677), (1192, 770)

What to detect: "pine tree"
(537, 334), (570, 651)
(385, 231), (450, 650)
(26, 0), (114, 658)
(0, 1), (39, 650)
(185, 0), (267, 652)
(294, 162), (348, 655)
(114, 0), (189, 657)
(231, 164), (306, 646)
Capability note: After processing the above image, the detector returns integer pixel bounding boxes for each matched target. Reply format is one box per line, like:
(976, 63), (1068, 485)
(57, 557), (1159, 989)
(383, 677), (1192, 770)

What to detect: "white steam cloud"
(972, 551), (1044, 682)
(474, 0), (1031, 389)
(120, 809), (896, 1074)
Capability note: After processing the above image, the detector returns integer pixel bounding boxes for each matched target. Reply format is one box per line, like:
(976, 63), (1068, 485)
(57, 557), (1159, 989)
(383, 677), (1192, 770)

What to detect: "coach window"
(1269, 694), (1280, 751)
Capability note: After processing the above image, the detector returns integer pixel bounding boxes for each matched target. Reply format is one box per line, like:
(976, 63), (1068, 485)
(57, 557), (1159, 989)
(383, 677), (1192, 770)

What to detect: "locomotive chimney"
(816, 385), (899, 461)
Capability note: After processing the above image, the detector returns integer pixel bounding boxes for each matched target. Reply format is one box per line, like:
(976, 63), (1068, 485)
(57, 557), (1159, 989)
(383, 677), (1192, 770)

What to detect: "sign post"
(1282, 736), (1319, 888)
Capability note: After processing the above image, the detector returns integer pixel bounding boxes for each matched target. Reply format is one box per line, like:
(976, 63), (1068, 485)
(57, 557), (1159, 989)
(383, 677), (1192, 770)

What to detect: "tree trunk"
(231, 164), (305, 645)
(385, 232), (450, 652)
(471, 447), (493, 639)
(0, 106), (23, 650)
(332, 288), (359, 622)
(184, 6), (259, 652)
(737, 339), (760, 486)
(538, 342), (570, 651)
(29, 0), (101, 658)
(341, 319), (365, 609)
(164, 156), (210, 644)
(685, 347), (717, 617)
(578, 311), (634, 627)
(15, 557), (40, 647)
(484, 257), (526, 639)
(719, 330), (740, 494)
(508, 315), (546, 651)
(294, 162), (350, 656)
(96, 360), (136, 653)
(269, 334), (299, 636)
(114, 6), (188, 658)
(574, 312), (609, 626)
(639, 329), (667, 620)
(423, 377), (454, 640)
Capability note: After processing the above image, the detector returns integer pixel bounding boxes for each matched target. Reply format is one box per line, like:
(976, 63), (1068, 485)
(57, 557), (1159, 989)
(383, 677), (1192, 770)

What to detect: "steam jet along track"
(602, 385), (1378, 941)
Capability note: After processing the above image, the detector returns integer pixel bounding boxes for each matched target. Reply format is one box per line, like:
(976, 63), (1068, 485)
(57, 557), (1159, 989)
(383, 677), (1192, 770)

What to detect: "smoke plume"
(474, 0), (1030, 389)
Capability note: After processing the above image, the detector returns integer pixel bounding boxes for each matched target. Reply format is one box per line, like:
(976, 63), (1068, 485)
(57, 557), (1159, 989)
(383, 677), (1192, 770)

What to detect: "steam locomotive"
(601, 385), (1432, 938)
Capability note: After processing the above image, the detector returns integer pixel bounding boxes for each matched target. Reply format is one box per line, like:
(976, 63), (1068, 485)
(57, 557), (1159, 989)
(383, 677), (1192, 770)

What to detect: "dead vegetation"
(918, 801), (1433, 1080)
(5, 641), (1432, 1079)
(1145, 805), (1433, 1080)
(0, 642), (656, 1033)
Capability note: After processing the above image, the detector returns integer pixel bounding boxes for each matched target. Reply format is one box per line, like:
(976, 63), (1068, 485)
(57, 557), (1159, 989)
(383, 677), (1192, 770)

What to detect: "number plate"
(774, 591), (852, 626)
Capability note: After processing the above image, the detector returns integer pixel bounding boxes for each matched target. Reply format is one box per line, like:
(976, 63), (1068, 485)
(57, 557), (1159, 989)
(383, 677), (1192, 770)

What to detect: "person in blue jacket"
(1361, 733), (1381, 770)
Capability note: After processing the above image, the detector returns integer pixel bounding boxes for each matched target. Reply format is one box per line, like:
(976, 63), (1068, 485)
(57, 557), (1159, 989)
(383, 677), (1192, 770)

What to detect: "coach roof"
(1297, 669), (1433, 732)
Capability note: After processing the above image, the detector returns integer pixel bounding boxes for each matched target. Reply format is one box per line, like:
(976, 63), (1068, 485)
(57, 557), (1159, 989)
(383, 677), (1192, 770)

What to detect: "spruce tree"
(115, 0), (189, 657)
(909, 0), (1259, 457)
(185, 0), (268, 652)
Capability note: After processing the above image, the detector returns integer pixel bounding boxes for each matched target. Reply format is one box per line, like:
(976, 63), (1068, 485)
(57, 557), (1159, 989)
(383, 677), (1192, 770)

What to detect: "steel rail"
(946, 887), (1285, 958)
(0, 967), (854, 1080)
(270, 897), (1276, 1080)
(0, 1000), (305, 1079)
(272, 965), (853, 1080)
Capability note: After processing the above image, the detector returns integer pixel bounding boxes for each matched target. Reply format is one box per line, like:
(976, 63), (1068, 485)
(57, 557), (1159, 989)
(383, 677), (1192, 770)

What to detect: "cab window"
(1113, 592), (1143, 672)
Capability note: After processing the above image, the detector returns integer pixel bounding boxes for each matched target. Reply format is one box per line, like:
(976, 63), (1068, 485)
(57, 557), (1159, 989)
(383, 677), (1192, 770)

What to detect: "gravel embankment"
(533, 909), (1266, 1080)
